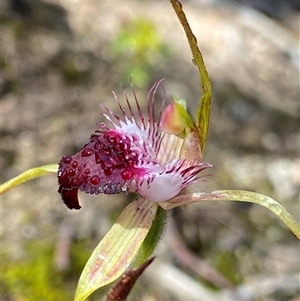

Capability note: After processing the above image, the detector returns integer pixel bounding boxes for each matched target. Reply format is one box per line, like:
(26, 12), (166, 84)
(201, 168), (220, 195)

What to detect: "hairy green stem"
(133, 205), (166, 267)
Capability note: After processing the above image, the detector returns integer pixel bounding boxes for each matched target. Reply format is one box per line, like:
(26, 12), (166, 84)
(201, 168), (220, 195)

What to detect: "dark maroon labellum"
(57, 130), (138, 209)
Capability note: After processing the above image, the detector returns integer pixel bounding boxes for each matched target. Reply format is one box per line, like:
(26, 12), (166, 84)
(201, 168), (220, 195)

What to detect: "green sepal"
(0, 164), (58, 195)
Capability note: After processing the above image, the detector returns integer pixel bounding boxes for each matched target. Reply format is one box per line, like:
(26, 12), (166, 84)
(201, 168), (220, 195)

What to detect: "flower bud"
(160, 100), (187, 136)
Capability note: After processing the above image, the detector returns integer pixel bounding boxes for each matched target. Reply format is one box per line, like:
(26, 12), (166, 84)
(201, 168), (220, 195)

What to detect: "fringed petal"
(57, 80), (211, 209)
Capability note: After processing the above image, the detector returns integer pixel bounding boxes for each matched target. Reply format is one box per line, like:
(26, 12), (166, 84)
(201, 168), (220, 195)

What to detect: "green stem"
(170, 0), (212, 154)
(133, 205), (166, 267)
(0, 164), (58, 194)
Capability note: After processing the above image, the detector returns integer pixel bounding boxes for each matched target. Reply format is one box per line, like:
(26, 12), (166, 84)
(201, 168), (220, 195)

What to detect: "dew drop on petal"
(121, 169), (135, 180)
(81, 148), (94, 157)
(71, 161), (78, 169)
(90, 175), (100, 185)
(62, 156), (72, 164)
(84, 168), (90, 175)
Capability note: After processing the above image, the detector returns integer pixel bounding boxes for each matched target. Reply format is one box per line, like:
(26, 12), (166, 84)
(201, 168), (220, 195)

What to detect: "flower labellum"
(57, 80), (211, 209)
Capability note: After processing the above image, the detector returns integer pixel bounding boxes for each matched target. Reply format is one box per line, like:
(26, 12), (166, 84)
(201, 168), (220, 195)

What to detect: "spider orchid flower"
(57, 80), (211, 209)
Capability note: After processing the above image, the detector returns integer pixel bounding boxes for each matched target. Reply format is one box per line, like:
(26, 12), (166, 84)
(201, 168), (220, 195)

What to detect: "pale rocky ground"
(1, 0), (299, 300)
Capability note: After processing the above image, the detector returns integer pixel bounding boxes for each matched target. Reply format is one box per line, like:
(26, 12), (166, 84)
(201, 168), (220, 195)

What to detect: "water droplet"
(121, 169), (134, 180)
(82, 148), (94, 157)
(71, 161), (78, 169)
(62, 156), (72, 164)
(90, 175), (100, 185)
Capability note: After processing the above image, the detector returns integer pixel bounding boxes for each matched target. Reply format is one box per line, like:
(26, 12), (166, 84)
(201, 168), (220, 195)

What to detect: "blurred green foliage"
(215, 250), (241, 285)
(3, 243), (70, 300)
(2, 240), (95, 301)
(108, 17), (170, 87)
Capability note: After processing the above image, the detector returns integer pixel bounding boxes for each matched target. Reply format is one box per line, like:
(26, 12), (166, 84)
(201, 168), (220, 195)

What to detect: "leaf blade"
(74, 199), (158, 301)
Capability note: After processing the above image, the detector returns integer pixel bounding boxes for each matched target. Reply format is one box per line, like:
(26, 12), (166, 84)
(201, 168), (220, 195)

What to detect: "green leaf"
(74, 199), (158, 301)
(159, 190), (300, 239)
(0, 164), (58, 194)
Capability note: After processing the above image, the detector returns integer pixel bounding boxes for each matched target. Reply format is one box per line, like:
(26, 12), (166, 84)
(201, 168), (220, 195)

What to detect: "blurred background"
(1, 0), (299, 300)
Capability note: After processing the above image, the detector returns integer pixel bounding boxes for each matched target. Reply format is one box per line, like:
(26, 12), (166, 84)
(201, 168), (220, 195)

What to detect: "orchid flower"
(1, 1), (299, 300)
(57, 80), (211, 210)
